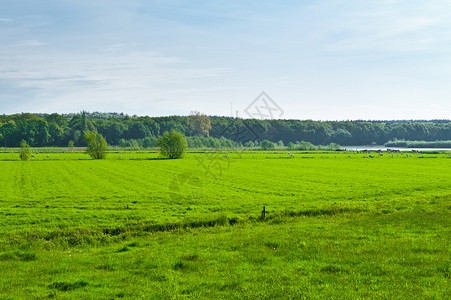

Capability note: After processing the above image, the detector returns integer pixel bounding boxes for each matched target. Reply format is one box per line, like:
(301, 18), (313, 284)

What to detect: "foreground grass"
(1, 197), (449, 299)
(0, 151), (450, 298)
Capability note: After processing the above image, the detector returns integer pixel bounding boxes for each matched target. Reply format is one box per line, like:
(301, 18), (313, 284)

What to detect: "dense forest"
(1, 112), (450, 147)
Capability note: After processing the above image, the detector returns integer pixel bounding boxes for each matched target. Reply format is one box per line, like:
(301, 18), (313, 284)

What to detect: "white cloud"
(306, 0), (451, 56)
(0, 46), (236, 115)
(17, 40), (45, 47)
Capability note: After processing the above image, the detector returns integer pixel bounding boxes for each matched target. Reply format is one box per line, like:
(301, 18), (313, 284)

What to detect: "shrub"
(19, 140), (31, 161)
(158, 130), (187, 159)
(84, 131), (108, 159)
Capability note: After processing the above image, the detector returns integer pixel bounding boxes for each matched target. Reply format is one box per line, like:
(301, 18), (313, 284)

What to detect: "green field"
(0, 151), (450, 298)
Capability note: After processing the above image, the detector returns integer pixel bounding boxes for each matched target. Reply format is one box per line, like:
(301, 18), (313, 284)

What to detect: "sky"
(1, 0), (451, 120)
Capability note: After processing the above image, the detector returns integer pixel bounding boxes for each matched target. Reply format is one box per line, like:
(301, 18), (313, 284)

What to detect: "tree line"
(384, 140), (451, 148)
(1, 112), (450, 147)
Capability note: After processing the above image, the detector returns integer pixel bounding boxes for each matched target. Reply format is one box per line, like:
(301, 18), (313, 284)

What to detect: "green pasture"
(0, 151), (450, 298)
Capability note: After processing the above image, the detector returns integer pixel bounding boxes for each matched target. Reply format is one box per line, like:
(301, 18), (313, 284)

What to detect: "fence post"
(260, 206), (266, 220)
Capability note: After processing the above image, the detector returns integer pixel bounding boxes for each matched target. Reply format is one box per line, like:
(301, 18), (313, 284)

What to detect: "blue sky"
(1, 0), (451, 120)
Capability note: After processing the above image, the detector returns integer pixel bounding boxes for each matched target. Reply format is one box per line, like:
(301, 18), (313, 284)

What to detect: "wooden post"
(261, 206), (266, 220)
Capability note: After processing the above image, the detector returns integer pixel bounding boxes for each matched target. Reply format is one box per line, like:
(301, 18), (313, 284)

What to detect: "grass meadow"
(0, 150), (450, 298)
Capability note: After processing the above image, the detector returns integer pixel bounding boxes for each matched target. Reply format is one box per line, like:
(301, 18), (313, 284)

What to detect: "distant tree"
(118, 139), (129, 148)
(0, 121), (16, 147)
(287, 142), (295, 149)
(84, 131), (108, 159)
(48, 123), (64, 145)
(260, 139), (275, 150)
(45, 113), (68, 127)
(126, 122), (151, 140)
(34, 119), (50, 146)
(70, 112), (88, 132)
(333, 128), (352, 145)
(128, 139), (140, 150)
(68, 140), (74, 148)
(73, 130), (82, 146)
(297, 141), (316, 151)
(135, 117), (160, 136)
(145, 119), (160, 136)
(19, 140), (31, 161)
(80, 111), (88, 132)
(105, 122), (127, 145)
(158, 130), (187, 159)
(187, 111), (212, 137)
(187, 136), (204, 148)
(244, 141), (255, 148)
(142, 136), (158, 148)
(219, 136), (233, 148)
(324, 143), (341, 150)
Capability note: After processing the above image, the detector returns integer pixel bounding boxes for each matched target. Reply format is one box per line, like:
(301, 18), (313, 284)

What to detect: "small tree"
(158, 130), (187, 159)
(84, 131), (108, 159)
(19, 140), (31, 161)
